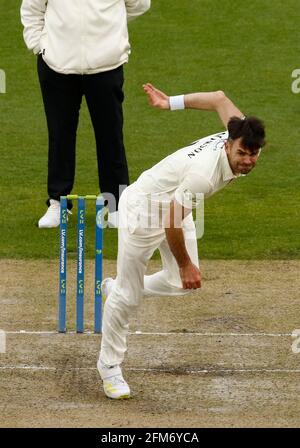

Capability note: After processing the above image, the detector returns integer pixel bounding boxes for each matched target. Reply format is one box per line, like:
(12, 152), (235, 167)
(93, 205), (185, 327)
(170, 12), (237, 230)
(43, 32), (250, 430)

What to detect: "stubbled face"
(225, 138), (260, 175)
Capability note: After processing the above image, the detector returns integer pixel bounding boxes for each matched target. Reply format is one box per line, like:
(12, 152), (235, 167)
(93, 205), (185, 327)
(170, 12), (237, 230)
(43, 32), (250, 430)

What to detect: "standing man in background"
(20, 0), (151, 228)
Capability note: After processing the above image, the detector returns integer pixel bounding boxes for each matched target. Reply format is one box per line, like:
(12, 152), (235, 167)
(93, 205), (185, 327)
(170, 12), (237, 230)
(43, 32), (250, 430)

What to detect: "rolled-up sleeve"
(125, 0), (151, 22)
(20, 0), (47, 54)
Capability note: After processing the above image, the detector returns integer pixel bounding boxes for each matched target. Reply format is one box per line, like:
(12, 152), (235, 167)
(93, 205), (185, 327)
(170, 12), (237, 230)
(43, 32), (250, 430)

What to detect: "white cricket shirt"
(135, 131), (240, 210)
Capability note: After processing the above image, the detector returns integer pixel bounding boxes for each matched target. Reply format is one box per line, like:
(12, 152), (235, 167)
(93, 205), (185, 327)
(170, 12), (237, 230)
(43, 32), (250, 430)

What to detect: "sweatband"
(169, 95), (185, 111)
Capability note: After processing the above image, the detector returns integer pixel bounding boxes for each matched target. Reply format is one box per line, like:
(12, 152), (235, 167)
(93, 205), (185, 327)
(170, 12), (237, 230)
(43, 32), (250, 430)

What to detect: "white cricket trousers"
(99, 184), (199, 366)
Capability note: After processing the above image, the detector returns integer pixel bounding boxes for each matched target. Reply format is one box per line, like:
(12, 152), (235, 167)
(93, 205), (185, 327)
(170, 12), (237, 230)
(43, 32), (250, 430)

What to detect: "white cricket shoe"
(38, 199), (72, 228)
(38, 199), (61, 228)
(101, 277), (114, 303)
(97, 360), (130, 400)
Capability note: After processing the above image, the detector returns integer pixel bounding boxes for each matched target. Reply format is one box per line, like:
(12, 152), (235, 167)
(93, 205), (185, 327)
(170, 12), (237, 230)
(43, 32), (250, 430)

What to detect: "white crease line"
(0, 366), (58, 371)
(3, 330), (294, 337)
(0, 365), (299, 374)
(5, 331), (93, 335)
(128, 368), (300, 374)
(132, 332), (293, 337)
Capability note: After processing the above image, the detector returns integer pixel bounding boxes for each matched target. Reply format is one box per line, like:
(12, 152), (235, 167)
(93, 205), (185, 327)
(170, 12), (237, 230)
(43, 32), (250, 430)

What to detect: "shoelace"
(48, 204), (72, 216)
(107, 376), (126, 386)
(47, 205), (60, 214)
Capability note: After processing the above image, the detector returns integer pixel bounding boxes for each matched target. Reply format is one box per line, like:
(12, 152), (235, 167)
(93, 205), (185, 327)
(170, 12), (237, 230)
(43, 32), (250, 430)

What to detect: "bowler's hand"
(179, 262), (201, 290)
(143, 83), (170, 109)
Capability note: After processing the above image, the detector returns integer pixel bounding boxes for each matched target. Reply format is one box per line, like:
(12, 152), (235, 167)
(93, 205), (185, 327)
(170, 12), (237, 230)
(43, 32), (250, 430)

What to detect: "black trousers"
(37, 55), (129, 211)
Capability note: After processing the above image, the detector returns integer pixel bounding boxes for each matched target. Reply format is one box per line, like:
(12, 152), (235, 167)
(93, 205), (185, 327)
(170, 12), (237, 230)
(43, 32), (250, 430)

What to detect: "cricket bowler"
(97, 83), (266, 399)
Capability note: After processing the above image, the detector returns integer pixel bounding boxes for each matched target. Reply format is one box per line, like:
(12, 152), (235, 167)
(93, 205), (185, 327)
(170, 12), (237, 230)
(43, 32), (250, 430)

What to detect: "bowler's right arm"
(164, 200), (201, 290)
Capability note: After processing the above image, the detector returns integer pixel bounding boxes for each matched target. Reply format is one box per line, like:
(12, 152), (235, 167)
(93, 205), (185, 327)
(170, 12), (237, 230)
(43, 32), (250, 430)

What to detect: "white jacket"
(20, 0), (151, 74)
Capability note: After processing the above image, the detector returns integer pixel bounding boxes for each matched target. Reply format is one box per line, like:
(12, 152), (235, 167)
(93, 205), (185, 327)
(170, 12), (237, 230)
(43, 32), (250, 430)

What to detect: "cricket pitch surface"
(1, 259), (300, 427)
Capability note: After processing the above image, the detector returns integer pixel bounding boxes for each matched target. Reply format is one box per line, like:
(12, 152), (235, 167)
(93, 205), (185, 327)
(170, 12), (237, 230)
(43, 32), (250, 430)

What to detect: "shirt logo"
(187, 132), (226, 158)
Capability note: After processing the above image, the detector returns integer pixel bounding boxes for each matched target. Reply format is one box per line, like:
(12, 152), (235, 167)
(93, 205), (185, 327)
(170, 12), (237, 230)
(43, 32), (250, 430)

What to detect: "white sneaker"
(97, 360), (130, 399)
(38, 199), (61, 228)
(101, 277), (114, 303)
(38, 199), (71, 228)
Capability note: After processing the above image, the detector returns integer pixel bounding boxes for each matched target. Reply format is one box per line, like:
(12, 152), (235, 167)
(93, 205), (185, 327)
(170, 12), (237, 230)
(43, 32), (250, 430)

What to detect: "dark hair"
(227, 116), (266, 153)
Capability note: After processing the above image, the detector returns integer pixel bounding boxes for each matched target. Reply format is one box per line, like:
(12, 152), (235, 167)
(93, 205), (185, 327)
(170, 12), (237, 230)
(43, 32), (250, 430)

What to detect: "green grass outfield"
(0, 0), (299, 260)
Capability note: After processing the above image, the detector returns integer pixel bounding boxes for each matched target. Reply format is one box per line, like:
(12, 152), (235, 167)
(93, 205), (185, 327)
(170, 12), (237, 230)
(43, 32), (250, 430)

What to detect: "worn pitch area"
(0, 260), (300, 427)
